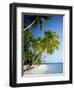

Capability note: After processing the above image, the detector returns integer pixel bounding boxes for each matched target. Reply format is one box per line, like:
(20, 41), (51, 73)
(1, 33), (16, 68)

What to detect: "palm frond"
(39, 17), (44, 30)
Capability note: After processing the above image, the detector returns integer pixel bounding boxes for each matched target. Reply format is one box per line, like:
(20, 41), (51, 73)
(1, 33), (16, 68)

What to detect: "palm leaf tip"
(53, 33), (59, 38)
(42, 16), (52, 20)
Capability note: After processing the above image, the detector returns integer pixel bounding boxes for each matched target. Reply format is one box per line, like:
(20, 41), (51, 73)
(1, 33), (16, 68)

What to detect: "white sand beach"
(23, 65), (48, 75)
(23, 63), (63, 76)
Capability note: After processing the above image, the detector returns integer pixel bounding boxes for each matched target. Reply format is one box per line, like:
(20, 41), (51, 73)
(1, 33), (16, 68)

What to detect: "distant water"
(23, 63), (63, 75)
(44, 63), (63, 74)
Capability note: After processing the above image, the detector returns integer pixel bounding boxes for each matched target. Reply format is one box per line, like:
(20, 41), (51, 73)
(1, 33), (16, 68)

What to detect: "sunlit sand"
(23, 65), (47, 75)
(23, 63), (63, 75)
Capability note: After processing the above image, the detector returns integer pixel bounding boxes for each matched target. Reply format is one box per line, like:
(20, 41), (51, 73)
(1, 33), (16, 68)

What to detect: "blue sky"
(24, 15), (63, 63)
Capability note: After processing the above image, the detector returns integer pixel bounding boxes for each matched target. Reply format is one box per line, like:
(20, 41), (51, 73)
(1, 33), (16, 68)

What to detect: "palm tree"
(32, 29), (59, 65)
(23, 30), (33, 64)
(23, 30), (42, 66)
(23, 15), (51, 66)
(23, 15), (51, 32)
(23, 29), (59, 71)
(43, 29), (59, 53)
(23, 15), (60, 71)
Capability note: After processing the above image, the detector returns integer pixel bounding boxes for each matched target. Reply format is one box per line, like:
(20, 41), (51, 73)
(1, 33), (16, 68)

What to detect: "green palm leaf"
(39, 17), (44, 30)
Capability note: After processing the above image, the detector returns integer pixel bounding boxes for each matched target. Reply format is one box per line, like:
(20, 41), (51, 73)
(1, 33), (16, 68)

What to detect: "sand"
(23, 65), (47, 75)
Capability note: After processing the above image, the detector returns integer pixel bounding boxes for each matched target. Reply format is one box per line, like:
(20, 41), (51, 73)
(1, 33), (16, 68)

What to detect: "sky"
(23, 15), (63, 63)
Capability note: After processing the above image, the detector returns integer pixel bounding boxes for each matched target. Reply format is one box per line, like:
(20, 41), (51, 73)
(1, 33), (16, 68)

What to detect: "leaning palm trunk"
(24, 17), (38, 31)
(33, 52), (42, 65)
(23, 52), (41, 71)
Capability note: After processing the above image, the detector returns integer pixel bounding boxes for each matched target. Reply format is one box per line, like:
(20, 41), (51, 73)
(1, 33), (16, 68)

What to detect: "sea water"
(44, 63), (63, 74)
(23, 63), (63, 75)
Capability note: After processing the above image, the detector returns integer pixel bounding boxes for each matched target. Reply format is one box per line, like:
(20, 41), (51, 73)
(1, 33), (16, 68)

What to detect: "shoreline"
(23, 65), (48, 74)
(23, 63), (63, 75)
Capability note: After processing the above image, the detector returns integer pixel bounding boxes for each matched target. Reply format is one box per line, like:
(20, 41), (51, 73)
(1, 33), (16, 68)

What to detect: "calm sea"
(44, 63), (63, 74)
(23, 63), (63, 75)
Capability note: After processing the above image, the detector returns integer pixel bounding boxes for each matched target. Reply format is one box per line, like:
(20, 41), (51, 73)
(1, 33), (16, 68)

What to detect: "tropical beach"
(23, 63), (63, 75)
(22, 15), (63, 75)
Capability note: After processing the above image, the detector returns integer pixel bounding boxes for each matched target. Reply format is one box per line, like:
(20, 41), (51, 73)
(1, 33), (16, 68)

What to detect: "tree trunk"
(33, 52), (41, 65)
(24, 17), (38, 31)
